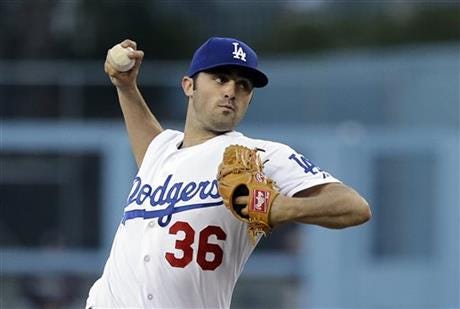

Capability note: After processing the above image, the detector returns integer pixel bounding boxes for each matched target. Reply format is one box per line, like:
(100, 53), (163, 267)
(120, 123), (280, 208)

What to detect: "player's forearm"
(116, 86), (163, 167)
(271, 183), (371, 229)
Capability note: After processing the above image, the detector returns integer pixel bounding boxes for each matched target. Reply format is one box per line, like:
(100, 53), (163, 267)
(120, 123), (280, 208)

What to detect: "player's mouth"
(218, 104), (235, 112)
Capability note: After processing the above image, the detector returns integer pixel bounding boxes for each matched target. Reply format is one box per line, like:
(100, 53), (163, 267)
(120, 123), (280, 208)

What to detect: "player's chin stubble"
(208, 112), (239, 133)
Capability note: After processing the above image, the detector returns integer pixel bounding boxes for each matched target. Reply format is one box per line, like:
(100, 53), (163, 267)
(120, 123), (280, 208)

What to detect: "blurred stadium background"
(1, 1), (459, 308)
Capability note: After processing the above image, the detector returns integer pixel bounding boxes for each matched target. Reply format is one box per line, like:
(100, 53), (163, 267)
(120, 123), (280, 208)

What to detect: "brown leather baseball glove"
(217, 145), (279, 242)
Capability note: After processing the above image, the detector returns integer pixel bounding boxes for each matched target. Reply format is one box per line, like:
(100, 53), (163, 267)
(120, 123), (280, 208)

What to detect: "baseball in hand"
(108, 44), (135, 72)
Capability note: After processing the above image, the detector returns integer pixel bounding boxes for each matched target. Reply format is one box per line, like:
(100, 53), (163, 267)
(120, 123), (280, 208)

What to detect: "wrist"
(269, 194), (291, 227)
(116, 83), (139, 94)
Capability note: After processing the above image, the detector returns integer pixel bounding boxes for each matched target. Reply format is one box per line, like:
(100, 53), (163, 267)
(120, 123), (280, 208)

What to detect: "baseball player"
(86, 37), (371, 309)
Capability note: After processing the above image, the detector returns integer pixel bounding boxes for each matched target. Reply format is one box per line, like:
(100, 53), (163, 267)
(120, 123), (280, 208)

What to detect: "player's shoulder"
(150, 129), (183, 147)
(142, 129), (183, 160)
(226, 131), (292, 154)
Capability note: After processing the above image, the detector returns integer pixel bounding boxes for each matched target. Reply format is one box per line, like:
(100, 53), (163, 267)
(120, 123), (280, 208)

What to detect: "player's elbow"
(348, 194), (372, 227)
(358, 199), (372, 224)
(320, 194), (371, 230)
(331, 189), (371, 229)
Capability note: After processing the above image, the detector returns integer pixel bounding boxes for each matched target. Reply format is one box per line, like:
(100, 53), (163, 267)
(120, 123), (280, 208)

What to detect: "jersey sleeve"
(261, 142), (341, 197)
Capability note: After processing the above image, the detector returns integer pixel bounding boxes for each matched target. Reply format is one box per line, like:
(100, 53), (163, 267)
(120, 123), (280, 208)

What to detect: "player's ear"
(182, 76), (194, 97)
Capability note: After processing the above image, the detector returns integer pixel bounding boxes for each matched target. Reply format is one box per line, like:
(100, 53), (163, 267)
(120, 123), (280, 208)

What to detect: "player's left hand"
(233, 196), (249, 215)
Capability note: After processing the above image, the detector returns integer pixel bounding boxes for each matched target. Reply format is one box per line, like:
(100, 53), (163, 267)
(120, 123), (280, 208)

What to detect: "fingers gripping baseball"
(105, 39), (144, 88)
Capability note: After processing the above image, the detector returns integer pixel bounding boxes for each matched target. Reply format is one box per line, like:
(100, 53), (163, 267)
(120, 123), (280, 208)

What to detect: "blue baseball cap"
(187, 37), (268, 88)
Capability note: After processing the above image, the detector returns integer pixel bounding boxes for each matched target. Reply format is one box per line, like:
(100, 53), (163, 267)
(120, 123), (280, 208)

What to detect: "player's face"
(185, 68), (254, 133)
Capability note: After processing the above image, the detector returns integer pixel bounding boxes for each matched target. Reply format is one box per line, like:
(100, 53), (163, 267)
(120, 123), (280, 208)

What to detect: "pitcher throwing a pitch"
(86, 37), (371, 308)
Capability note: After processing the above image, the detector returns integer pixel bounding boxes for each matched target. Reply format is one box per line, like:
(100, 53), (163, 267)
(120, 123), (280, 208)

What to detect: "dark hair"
(192, 74), (198, 90)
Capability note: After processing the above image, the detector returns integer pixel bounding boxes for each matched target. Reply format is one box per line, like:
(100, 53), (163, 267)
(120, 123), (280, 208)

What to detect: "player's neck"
(182, 115), (231, 148)
(181, 126), (222, 148)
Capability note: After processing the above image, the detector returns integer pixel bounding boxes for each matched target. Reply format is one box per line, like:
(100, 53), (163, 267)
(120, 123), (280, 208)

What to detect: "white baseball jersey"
(86, 129), (339, 309)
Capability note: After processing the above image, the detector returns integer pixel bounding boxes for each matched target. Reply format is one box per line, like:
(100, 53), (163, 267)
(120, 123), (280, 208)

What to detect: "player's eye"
(215, 74), (229, 84)
(237, 80), (252, 92)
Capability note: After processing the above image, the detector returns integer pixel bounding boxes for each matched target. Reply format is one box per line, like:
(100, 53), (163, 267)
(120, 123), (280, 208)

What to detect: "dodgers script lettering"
(123, 175), (222, 226)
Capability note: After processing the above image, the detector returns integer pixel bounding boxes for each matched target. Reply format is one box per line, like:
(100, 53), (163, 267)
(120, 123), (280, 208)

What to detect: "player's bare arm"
(105, 39), (164, 167)
(270, 182), (371, 228)
(236, 182), (370, 229)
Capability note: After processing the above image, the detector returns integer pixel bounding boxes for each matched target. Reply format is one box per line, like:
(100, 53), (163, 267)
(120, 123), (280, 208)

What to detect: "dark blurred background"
(1, 1), (459, 308)
(2, 1), (460, 59)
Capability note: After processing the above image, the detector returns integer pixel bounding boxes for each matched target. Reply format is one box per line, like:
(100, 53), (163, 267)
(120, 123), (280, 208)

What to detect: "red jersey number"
(165, 221), (227, 271)
(197, 225), (227, 270)
(165, 221), (195, 268)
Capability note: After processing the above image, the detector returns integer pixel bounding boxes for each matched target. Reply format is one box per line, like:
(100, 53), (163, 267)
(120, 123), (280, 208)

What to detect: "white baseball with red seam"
(108, 44), (135, 72)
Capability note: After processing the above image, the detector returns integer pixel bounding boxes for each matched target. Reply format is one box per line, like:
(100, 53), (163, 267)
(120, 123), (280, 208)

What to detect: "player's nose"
(223, 80), (236, 100)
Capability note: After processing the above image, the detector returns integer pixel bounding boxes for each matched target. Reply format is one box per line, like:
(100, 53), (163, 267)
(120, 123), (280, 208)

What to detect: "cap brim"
(189, 63), (268, 88)
(236, 65), (268, 88)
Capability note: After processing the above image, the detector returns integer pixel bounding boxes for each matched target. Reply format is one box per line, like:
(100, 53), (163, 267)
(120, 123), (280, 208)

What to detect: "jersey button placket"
(141, 254), (153, 304)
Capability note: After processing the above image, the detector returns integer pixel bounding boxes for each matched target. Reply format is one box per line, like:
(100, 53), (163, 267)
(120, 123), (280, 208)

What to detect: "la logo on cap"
(232, 42), (246, 62)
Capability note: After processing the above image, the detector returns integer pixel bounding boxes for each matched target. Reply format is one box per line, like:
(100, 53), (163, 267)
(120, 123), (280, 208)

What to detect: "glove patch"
(251, 190), (270, 213)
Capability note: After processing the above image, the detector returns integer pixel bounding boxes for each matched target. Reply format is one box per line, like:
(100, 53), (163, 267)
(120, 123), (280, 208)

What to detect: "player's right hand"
(104, 39), (144, 90)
